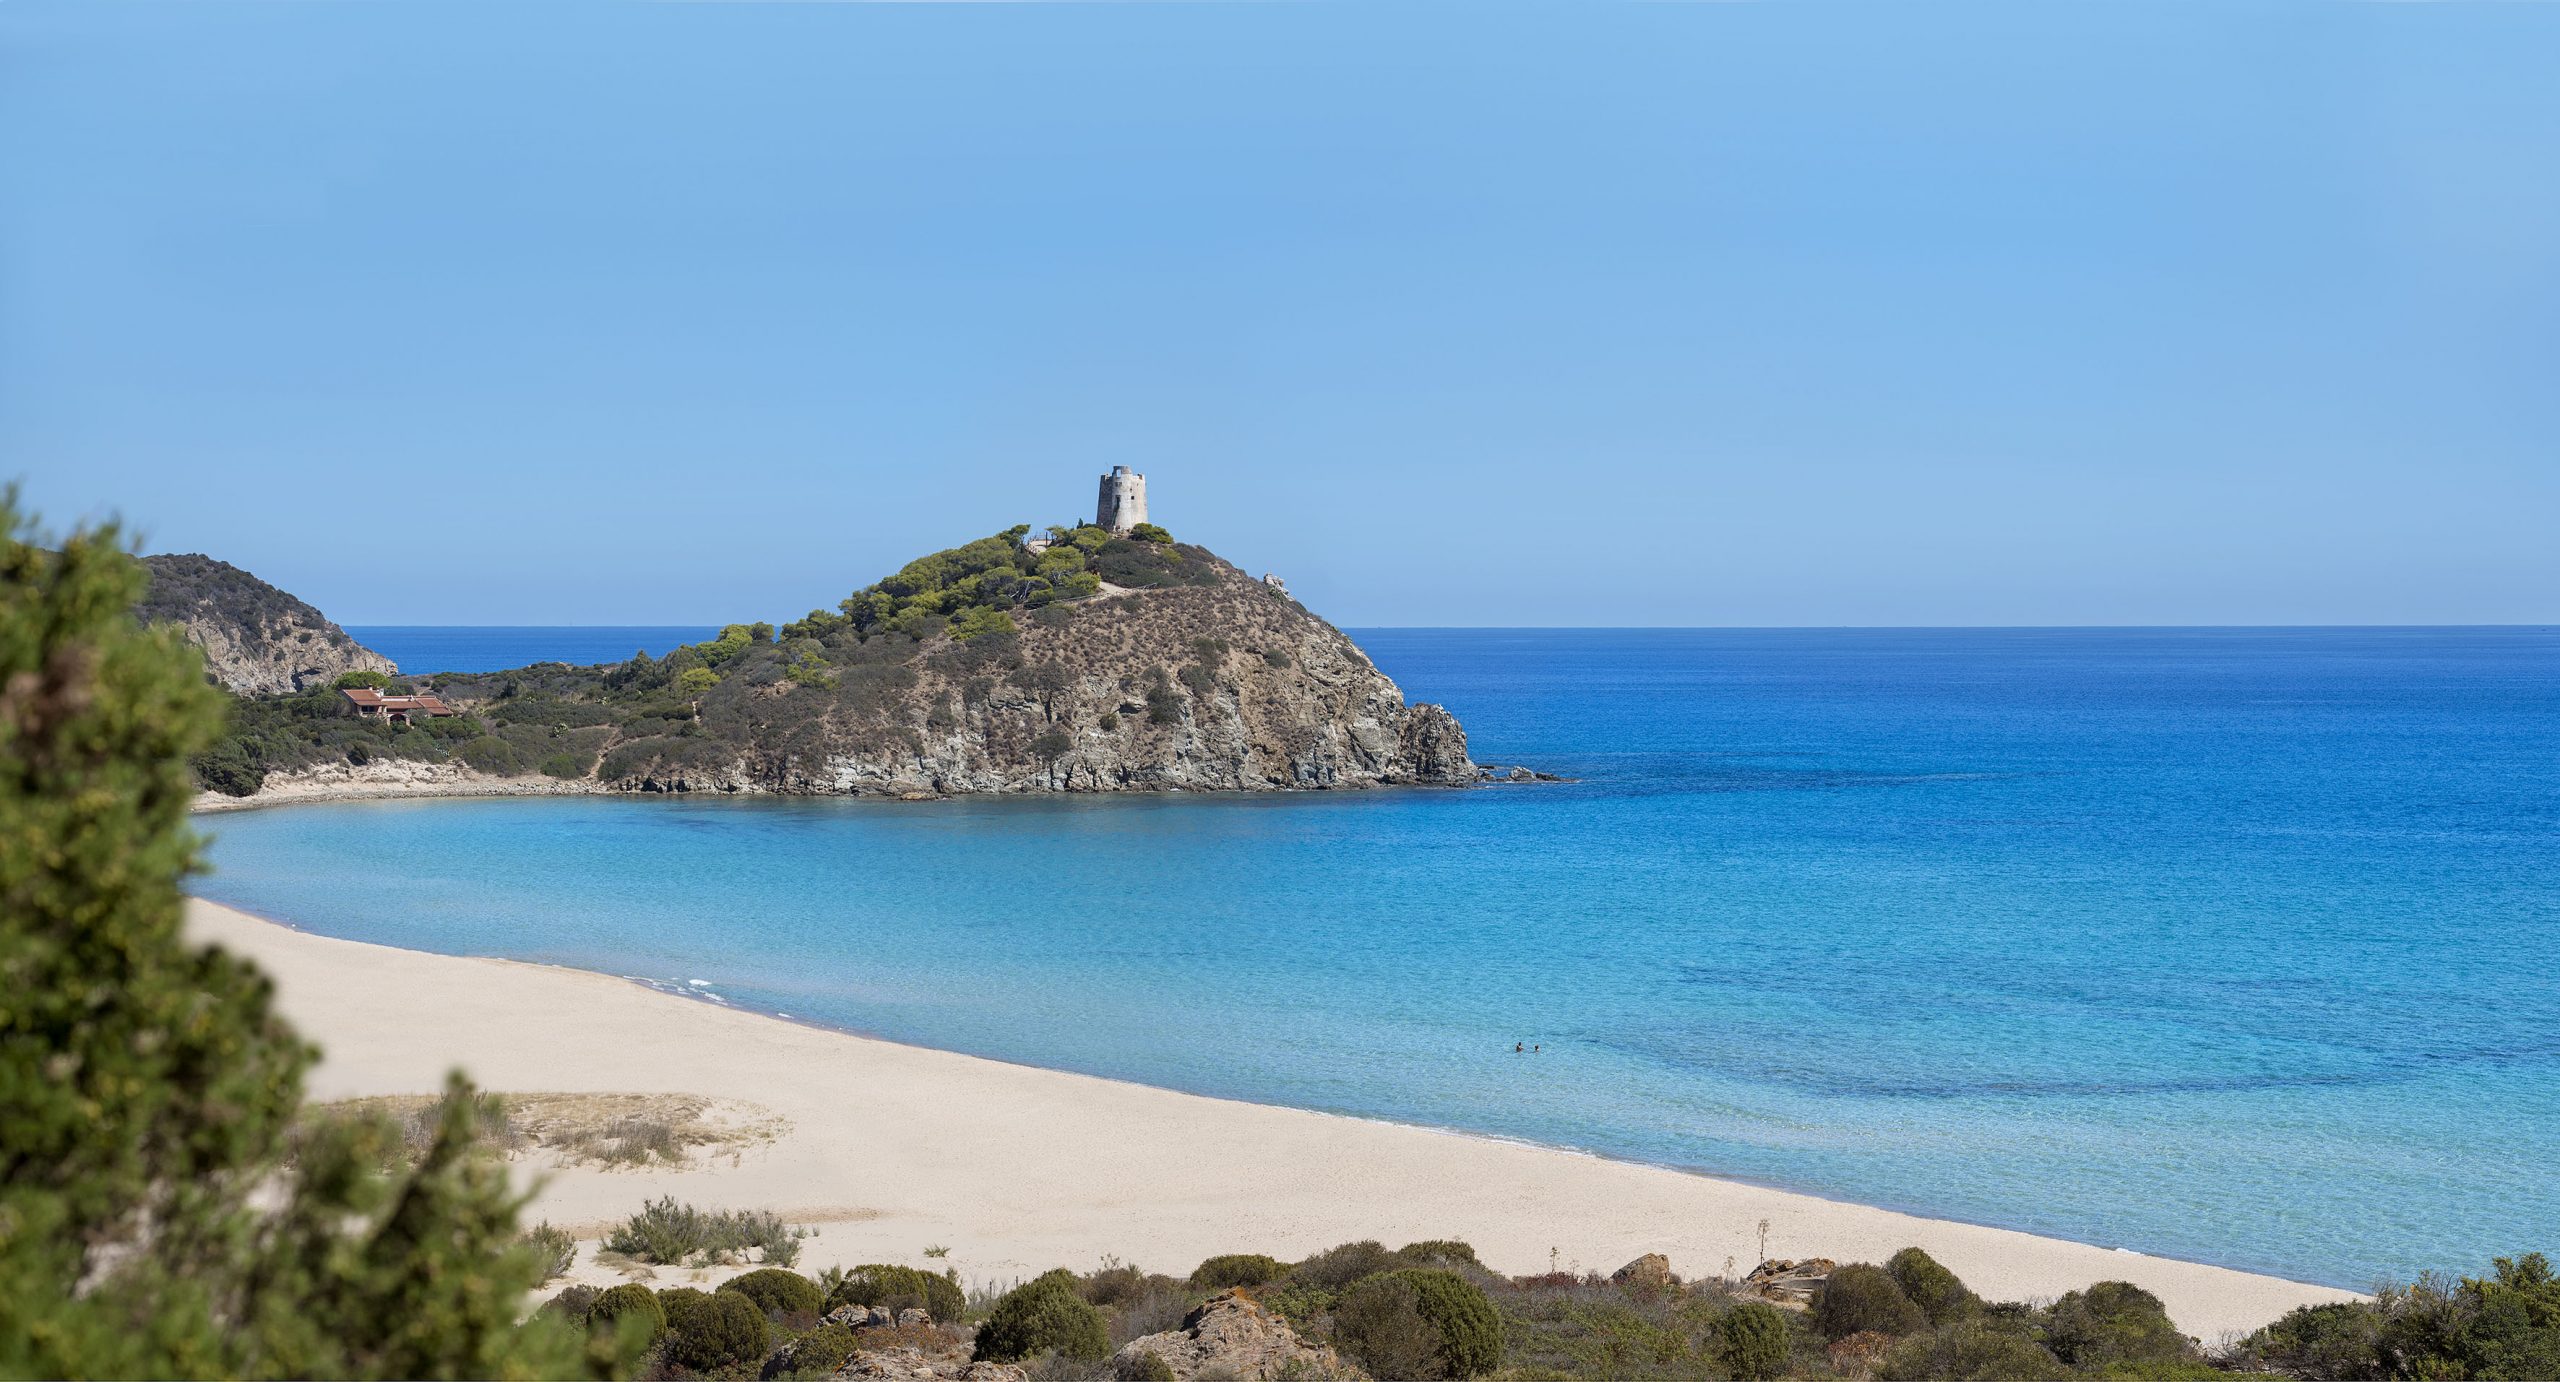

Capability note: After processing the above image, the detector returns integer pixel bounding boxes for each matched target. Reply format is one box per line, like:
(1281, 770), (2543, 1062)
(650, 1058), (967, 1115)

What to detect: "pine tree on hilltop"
(0, 492), (628, 1378)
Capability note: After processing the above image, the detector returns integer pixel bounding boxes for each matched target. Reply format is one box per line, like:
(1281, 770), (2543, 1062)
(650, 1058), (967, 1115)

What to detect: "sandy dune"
(185, 899), (2356, 1341)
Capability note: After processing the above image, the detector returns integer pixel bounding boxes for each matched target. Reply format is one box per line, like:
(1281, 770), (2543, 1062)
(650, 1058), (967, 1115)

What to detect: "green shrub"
(333, 669), (390, 690)
(1397, 1240), (1483, 1269)
(537, 751), (592, 780)
(657, 1287), (710, 1338)
(1814, 1263), (1928, 1341)
(1121, 1348), (1176, 1381)
(189, 737), (264, 796)
(826, 1263), (966, 1323)
(1330, 1273), (1442, 1380)
(1878, 1323), (2067, 1381)
(661, 1286), (770, 1372)
(1293, 1240), (1406, 1291)
(1335, 1268), (1502, 1379)
(2242, 1259), (2560, 1382)
(2244, 1299), (2381, 1378)
(1718, 1302), (1795, 1381)
(604, 1197), (806, 1266)
(542, 1283), (598, 1321)
(1, 501), (622, 1380)
(1886, 1246), (1980, 1325)
(951, 606), (1017, 642)
(2043, 1281), (2191, 1369)
(455, 734), (523, 775)
(971, 1269), (1110, 1363)
(770, 1322), (857, 1379)
(1189, 1253), (1288, 1290)
(587, 1283), (665, 1342)
(523, 1222), (576, 1283)
(721, 1267), (823, 1318)
(1080, 1260), (1151, 1307)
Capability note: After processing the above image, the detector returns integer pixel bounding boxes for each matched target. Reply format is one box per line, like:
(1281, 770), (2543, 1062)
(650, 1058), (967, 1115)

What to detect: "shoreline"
(184, 897), (2358, 1340)
(191, 766), (1549, 815)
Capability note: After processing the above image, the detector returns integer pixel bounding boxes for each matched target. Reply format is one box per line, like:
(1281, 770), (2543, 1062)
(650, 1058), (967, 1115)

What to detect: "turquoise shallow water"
(196, 628), (2560, 1290)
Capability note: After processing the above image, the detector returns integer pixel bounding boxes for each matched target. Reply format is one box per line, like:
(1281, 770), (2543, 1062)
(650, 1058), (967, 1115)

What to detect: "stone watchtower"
(1096, 466), (1149, 533)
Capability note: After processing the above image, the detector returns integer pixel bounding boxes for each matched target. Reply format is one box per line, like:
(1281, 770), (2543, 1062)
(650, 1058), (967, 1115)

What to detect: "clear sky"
(4, 3), (2554, 627)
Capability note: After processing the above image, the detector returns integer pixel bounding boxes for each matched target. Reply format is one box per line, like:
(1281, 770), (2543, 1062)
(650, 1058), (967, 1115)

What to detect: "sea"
(202, 626), (2560, 1291)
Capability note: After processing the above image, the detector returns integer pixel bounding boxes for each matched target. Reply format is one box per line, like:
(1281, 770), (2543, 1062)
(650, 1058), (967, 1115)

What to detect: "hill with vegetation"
(136, 553), (396, 696)
(192, 522), (1482, 800)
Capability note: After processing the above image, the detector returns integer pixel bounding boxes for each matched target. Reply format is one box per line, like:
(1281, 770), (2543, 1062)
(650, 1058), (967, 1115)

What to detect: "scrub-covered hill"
(194, 523), (1483, 800)
(137, 554), (396, 696)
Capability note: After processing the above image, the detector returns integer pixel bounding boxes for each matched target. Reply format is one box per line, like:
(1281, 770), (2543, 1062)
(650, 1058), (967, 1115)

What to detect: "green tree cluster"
(0, 495), (629, 1378)
(781, 523), (1206, 647)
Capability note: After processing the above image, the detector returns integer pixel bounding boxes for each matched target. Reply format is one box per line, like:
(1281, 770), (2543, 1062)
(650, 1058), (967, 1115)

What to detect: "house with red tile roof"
(339, 686), (456, 726)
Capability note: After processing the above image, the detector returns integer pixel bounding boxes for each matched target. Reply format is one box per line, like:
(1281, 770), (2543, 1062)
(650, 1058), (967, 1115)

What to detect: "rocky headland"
(139, 553), (396, 696)
(186, 524), (1530, 804)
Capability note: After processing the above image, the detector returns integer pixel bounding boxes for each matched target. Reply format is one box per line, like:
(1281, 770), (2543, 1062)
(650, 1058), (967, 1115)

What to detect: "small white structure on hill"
(1096, 466), (1149, 533)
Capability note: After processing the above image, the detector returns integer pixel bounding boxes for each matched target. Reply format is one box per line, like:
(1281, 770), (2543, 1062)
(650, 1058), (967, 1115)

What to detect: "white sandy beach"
(185, 898), (2356, 1342)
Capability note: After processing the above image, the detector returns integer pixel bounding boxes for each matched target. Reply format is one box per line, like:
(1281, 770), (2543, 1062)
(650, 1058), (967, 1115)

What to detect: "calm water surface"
(197, 628), (2560, 1289)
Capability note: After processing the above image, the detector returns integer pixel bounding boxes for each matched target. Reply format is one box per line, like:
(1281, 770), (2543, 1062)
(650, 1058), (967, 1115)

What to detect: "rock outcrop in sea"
(137, 553), (395, 695)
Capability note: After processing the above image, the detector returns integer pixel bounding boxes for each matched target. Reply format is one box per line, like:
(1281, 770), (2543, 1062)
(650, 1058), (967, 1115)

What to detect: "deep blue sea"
(197, 627), (2560, 1290)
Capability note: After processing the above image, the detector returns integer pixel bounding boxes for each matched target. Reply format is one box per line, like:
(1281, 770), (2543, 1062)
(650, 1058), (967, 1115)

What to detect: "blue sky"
(4, 4), (2554, 627)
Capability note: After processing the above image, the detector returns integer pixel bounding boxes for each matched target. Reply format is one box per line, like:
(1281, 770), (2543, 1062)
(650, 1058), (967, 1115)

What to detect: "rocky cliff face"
(137, 554), (396, 696)
(581, 561), (1477, 796)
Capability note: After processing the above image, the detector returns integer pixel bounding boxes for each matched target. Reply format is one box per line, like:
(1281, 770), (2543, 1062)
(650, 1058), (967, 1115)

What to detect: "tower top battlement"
(1097, 467), (1149, 533)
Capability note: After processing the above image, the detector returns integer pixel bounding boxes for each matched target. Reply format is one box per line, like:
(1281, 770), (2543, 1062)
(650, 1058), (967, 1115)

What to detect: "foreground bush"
(971, 1269), (1110, 1364)
(721, 1266), (823, 1318)
(587, 1282), (666, 1342)
(0, 498), (625, 1378)
(1189, 1252), (1288, 1290)
(827, 1262), (967, 1322)
(2043, 1280), (2190, 1369)
(1719, 1301), (1796, 1381)
(1877, 1321), (2066, 1381)
(1814, 1262), (1929, 1340)
(660, 1286), (771, 1372)
(765, 1322), (857, 1379)
(1335, 1268), (1503, 1379)
(2243, 1253), (2560, 1381)
(1887, 1246), (1981, 1325)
